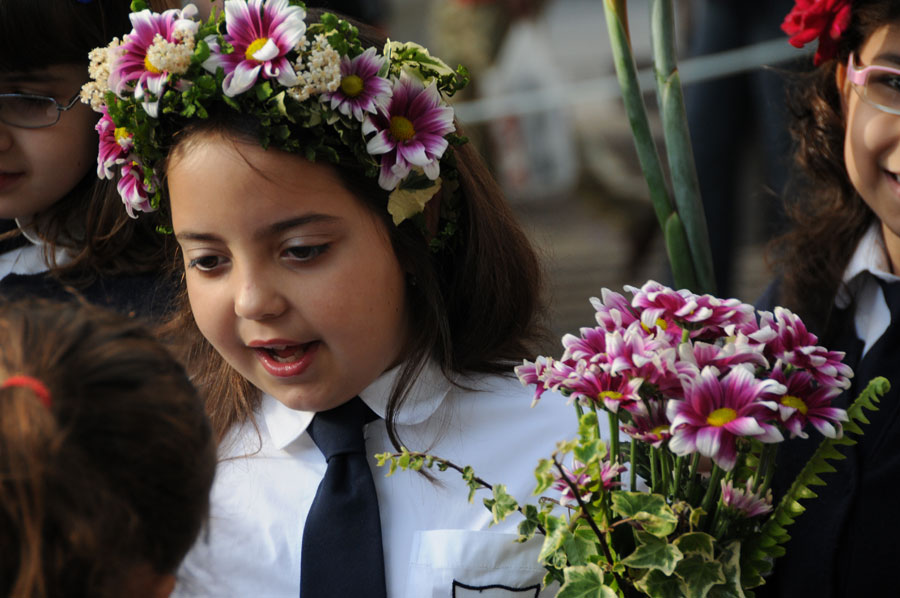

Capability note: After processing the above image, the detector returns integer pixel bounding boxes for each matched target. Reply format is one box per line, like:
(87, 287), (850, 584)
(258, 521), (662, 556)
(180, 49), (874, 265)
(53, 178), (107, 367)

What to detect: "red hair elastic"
(1, 375), (52, 408)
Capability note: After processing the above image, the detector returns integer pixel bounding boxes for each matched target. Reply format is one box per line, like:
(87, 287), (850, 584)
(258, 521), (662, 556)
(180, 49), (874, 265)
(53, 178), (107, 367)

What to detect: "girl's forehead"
(860, 23), (900, 60)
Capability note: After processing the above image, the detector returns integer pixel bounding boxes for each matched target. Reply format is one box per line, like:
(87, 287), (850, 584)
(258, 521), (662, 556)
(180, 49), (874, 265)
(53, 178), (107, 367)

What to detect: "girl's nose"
(233, 270), (288, 321)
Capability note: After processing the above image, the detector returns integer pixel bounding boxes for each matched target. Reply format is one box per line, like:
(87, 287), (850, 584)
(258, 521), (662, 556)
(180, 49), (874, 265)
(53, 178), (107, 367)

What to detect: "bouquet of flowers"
(379, 281), (886, 597)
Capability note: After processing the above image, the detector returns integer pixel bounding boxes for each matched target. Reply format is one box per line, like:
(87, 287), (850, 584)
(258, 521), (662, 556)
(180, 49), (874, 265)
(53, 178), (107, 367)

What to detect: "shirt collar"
(837, 222), (900, 307)
(260, 360), (453, 450)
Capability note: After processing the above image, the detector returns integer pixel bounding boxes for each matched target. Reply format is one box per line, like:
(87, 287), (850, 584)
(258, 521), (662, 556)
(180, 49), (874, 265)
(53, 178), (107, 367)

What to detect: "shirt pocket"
(405, 529), (556, 598)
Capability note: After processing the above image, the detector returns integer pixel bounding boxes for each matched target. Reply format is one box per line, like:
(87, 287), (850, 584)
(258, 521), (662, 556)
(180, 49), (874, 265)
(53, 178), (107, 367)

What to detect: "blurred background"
(196, 0), (808, 350)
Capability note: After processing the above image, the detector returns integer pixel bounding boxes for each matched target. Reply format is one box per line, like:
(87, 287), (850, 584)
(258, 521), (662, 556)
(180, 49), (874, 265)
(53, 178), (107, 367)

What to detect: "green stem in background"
(608, 411), (621, 465)
(601, 0), (703, 290)
(650, 447), (660, 494)
(685, 453), (701, 503)
(630, 438), (637, 490)
(757, 443), (777, 493)
(700, 464), (725, 527)
(649, 0), (716, 293)
(672, 455), (685, 499)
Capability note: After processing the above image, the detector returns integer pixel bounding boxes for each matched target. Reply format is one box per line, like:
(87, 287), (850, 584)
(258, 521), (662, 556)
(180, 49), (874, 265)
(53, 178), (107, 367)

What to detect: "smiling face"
(168, 134), (410, 412)
(842, 22), (900, 271)
(0, 64), (98, 219)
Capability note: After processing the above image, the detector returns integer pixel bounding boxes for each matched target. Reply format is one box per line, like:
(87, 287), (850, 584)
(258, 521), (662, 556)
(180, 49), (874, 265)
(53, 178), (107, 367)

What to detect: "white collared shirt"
(0, 218), (69, 281)
(836, 223), (900, 356)
(175, 363), (583, 598)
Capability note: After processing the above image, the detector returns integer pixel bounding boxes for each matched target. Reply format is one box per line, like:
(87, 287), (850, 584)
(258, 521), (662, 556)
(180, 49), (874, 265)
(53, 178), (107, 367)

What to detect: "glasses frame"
(0, 91), (82, 129)
(847, 52), (900, 116)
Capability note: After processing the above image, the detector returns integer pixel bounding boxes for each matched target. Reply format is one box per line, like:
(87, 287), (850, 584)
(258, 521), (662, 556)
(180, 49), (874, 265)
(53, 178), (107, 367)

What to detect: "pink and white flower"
(754, 307), (852, 390)
(515, 356), (553, 405)
(720, 478), (773, 518)
(627, 281), (755, 339)
(766, 365), (847, 439)
(117, 160), (155, 218)
(621, 399), (672, 448)
(667, 366), (785, 471)
(321, 47), (392, 121)
(108, 6), (199, 117)
(203, 0), (306, 97)
(363, 74), (455, 190)
(96, 108), (132, 179)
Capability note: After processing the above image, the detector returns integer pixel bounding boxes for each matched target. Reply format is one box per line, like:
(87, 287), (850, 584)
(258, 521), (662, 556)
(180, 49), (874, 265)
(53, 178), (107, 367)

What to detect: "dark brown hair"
(773, 0), (900, 334)
(0, 0), (179, 283)
(159, 11), (548, 447)
(0, 299), (216, 598)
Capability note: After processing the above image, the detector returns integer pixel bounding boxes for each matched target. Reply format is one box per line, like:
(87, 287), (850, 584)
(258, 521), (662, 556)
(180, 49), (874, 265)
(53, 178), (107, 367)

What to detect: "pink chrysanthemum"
(560, 327), (607, 364)
(621, 399), (672, 448)
(667, 366), (784, 471)
(96, 108), (132, 179)
(753, 307), (852, 390)
(678, 337), (768, 373)
(117, 160), (154, 218)
(108, 6), (198, 117)
(203, 0), (306, 97)
(363, 74), (455, 190)
(627, 281), (756, 339)
(720, 478), (773, 518)
(566, 364), (645, 415)
(321, 47), (392, 121)
(766, 365), (847, 439)
(553, 459), (625, 508)
(515, 356), (553, 406)
(603, 323), (677, 391)
(590, 289), (640, 333)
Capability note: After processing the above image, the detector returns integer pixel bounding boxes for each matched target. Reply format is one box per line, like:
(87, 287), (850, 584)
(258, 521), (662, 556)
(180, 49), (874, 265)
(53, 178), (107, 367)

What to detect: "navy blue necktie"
(300, 397), (387, 598)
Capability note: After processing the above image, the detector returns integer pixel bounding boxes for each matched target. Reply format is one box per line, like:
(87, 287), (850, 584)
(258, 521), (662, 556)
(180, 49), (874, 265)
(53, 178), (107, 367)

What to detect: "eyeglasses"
(0, 91), (82, 129)
(847, 52), (900, 116)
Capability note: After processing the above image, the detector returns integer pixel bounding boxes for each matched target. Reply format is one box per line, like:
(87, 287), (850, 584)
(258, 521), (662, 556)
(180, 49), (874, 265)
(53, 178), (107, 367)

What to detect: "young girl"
(0, 299), (216, 598)
(760, 0), (900, 595)
(85, 2), (580, 596)
(0, 0), (178, 317)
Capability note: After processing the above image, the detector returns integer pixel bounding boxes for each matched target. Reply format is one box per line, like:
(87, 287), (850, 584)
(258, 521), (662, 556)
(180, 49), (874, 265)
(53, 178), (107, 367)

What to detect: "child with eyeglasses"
(758, 0), (900, 595)
(0, 0), (178, 317)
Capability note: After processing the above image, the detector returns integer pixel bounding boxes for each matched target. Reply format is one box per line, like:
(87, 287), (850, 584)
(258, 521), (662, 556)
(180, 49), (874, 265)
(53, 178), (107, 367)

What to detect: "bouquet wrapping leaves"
(379, 281), (887, 597)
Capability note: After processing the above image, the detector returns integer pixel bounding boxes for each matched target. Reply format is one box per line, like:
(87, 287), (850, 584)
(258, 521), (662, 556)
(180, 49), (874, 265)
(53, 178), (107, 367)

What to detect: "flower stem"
(758, 443), (777, 492)
(685, 453), (702, 503)
(650, 447), (660, 494)
(672, 455), (685, 499)
(700, 464), (725, 526)
(608, 411), (620, 464)
(630, 438), (637, 491)
(649, 0), (715, 293)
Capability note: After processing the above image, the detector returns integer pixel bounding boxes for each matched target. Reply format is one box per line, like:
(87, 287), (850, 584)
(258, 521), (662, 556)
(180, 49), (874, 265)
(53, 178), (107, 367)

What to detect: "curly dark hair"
(772, 0), (900, 334)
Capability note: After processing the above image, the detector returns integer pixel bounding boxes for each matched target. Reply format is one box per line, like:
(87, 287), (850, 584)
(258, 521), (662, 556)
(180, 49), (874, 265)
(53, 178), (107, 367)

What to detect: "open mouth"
(251, 341), (320, 377)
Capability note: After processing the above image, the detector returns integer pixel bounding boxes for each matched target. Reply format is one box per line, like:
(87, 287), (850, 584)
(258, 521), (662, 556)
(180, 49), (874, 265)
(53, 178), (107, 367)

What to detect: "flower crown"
(83, 0), (469, 243)
(781, 0), (852, 65)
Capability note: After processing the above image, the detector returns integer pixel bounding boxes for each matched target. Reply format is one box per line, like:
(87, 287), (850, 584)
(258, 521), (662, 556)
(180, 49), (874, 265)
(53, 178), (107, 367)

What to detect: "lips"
(0, 172), (24, 193)
(250, 340), (320, 378)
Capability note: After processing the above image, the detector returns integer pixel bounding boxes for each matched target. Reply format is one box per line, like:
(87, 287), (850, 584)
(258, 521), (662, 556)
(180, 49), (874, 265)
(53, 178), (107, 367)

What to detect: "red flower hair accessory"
(782, 0), (852, 65)
(1, 375), (52, 408)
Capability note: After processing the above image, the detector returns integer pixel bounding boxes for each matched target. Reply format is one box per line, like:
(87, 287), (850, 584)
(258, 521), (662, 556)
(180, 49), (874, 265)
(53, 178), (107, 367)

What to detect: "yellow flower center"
(340, 74), (364, 98)
(390, 115), (415, 141)
(780, 395), (808, 415)
(706, 407), (738, 427)
(114, 127), (131, 145)
(245, 37), (270, 61)
(651, 425), (669, 437)
(144, 54), (162, 74)
(599, 391), (623, 401)
(642, 318), (668, 333)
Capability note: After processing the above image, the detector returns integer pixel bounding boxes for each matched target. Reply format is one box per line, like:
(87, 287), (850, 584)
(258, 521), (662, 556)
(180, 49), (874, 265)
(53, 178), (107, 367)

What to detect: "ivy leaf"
(621, 530), (682, 575)
(556, 564), (618, 598)
(386, 174), (440, 225)
(483, 484), (519, 524)
(563, 523), (601, 566)
(674, 555), (726, 598)
(537, 515), (568, 565)
(517, 503), (540, 542)
(707, 541), (746, 598)
(574, 411), (607, 465)
(611, 492), (678, 537)
(634, 569), (687, 598)
(673, 532), (716, 561)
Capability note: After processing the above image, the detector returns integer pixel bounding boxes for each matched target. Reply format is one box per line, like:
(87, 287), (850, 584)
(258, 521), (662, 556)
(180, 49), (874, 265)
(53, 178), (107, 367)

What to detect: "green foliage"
(611, 492), (678, 537)
(557, 565), (618, 598)
(739, 377), (888, 588)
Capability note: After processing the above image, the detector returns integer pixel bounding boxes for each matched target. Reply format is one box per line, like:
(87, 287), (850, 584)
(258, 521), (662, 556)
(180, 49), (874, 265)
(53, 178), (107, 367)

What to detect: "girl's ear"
(836, 60), (850, 113)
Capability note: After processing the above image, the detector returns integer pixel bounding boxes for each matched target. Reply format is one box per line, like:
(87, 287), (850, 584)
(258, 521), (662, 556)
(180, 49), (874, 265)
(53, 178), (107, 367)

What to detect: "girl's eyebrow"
(175, 214), (340, 243)
(873, 52), (900, 67)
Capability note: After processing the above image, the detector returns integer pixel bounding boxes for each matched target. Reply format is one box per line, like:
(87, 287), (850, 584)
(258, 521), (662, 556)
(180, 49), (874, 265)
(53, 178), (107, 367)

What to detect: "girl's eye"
(284, 244), (329, 262)
(188, 255), (227, 271)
